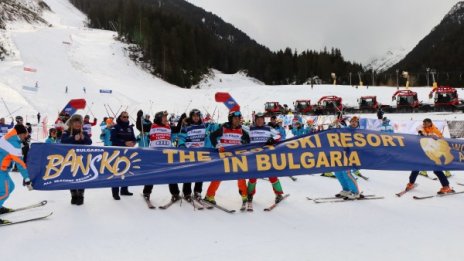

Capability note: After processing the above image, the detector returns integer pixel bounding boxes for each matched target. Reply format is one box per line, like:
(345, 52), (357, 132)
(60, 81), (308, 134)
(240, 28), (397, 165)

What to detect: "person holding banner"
(204, 110), (250, 205)
(110, 112), (136, 200)
(176, 109), (208, 201)
(380, 117), (394, 133)
(142, 111), (184, 202)
(0, 117), (14, 139)
(60, 114), (92, 205)
(405, 118), (454, 194)
(334, 116), (363, 199)
(0, 125), (33, 224)
(246, 113), (285, 204)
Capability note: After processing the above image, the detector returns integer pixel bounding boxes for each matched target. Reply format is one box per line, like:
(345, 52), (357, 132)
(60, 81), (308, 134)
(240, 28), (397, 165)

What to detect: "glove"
(216, 144), (225, 153)
(266, 137), (276, 145)
(180, 113), (187, 120)
(23, 178), (33, 191)
(137, 110), (144, 118)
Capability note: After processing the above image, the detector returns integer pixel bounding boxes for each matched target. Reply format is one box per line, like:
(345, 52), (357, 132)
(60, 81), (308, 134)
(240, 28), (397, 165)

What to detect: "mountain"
(364, 48), (407, 73)
(388, 1), (464, 86)
(68, 0), (363, 88)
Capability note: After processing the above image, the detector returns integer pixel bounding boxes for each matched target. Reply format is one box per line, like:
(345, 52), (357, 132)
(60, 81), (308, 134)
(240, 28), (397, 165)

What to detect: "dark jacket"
(110, 118), (136, 146)
(60, 129), (92, 145)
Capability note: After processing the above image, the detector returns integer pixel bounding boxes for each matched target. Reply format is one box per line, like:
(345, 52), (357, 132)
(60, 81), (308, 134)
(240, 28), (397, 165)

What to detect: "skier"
(65, 86), (68, 94)
(142, 111), (184, 202)
(45, 128), (58, 143)
(380, 117), (394, 133)
(0, 117), (14, 139)
(60, 114), (92, 205)
(334, 116), (363, 199)
(0, 125), (33, 224)
(376, 107), (384, 120)
(246, 112), (284, 204)
(135, 110), (152, 148)
(37, 112), (41, 124)
(404, 118), (454, 194)
(102, 118), (114, 146)
(175, 109), (208, 201)
(55, 111), (71, 141)
(110, 112), (136, 200)
(203, 110), (250, 205)
(291, 121), (308, 137)
(82, 115), (97, 138)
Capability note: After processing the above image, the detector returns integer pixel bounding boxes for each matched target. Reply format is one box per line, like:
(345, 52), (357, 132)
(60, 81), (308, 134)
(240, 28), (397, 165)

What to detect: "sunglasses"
(231, 111), (242, 117)
(121, 116), (129, 119)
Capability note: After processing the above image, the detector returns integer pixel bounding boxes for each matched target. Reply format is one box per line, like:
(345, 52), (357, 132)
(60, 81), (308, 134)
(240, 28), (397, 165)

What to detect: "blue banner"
(99, 89), (112, 94)
(28, 129), (464, 190)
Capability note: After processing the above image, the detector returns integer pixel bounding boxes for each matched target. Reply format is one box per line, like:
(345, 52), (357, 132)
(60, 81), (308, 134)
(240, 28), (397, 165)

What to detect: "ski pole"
(1, 97), (13, 118)
(114, 105), (123, 116)
(106, 104), (117, 117)
(0, 106), (23, 119)
(103, 104), (111, 117)
(184, 99), (193, 113)
(85, 102), (94, 116)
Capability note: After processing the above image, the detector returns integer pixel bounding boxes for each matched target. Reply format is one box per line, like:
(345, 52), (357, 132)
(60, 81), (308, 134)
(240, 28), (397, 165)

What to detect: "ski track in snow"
(1, 1), (464, 261)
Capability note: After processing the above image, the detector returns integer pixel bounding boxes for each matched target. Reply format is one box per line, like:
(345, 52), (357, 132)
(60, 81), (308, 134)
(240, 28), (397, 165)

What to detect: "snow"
(1, 1), (464, 261)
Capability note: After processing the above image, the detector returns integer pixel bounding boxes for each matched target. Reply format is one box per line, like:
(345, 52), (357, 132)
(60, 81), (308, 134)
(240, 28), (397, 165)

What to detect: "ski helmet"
(255, 112), (265, 119)
(228, 110), (242, 122)
(189, 109), (201, 118)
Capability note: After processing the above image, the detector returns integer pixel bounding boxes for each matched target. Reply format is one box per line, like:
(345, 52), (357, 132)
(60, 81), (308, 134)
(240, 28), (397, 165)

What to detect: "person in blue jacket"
(45, 128), (58, 143)
(0, 117), (14, 139)
(380, 117), (394, 133)
(60, 114), (92, 205)
(110, 111), (136, 200)
(334, 116), (363, 199)
(175, 109), (209, 201)
(0, 125), (33, 224)
(291, 121), (308, 137)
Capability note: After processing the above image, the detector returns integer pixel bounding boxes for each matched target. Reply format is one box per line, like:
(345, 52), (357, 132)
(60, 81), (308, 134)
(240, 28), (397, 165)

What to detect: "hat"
(307, 119), (314, 124)
(350, 116), (359, 122)
(15, 116), (23, 121)
(66, 114), (83, 129)
(276, 118), (283, 123)
(255, 112), (265, 118)
(106, 118), (114, 125)
(14, 124), (28, 134)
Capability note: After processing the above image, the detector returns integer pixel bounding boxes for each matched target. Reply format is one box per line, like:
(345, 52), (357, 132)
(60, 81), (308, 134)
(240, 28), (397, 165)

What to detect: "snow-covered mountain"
(364, 47), (408, 73)
(1, 1), (464, 261)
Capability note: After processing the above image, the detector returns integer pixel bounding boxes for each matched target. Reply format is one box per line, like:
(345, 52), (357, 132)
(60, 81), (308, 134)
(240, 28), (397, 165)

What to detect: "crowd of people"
(0, 107), (456, 223)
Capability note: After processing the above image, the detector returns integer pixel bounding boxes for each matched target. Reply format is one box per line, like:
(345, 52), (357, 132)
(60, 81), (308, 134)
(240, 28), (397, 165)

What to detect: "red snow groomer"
(391, 90), (432, 113)
(358, 96), (379, 113)
(428, 86), (462, 111)
(264, 101), (285, 116)
(293, 99), (313, 115)
(314, 96), (343, 115)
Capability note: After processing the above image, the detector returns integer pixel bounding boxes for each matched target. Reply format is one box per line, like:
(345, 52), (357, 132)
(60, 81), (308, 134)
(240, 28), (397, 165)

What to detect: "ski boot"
(0, 218), (11, 225)
(0, 207), (13, 214)
(171, 194), (181, 202)
(203, 195), (216, 205)
(405, 183), (415, 191)
(437, 186), (455, 195)
(335, 190), (351, 198)
(275, 194), (284, 203)
(183, 194), (192, 202)
(419, 171), (428, 177)
(193, 192), (202, 201)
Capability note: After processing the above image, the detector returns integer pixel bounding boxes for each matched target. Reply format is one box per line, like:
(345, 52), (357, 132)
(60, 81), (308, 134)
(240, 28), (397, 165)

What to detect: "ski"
(195, 198), (213, 209)
(200, 199), (235, 213)
(159, 198), (181, 210)
(313, 196), (384, 204)
(246, 201), (253, 212)
(264, 194), (290, 211)
(141, 194), (155, 209)
(187, 198), (204, 210)
(413, 191), (464, 200)
(0, 212), (53, 227)
(308, 194), (375, 201)
(0, 200), (47, 215)
(288, 176), (298, 182)
(456, 182), (464, 186)
(396, 184), (418, 197)
(355, 173), (369, 181)
(420, 174), (438, 181)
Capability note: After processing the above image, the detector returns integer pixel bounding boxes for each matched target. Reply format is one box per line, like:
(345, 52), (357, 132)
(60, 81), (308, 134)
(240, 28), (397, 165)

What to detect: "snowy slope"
(364, 47), (408, 72)
(1, 1), (464, 261)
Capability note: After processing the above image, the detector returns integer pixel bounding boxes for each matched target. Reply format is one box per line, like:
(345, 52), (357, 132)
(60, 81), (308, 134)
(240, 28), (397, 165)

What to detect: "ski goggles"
(230, 111), (242, 117)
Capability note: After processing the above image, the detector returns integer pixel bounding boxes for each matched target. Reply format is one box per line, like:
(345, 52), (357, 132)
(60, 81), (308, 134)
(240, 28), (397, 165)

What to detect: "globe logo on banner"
(419, 138), (454, 165)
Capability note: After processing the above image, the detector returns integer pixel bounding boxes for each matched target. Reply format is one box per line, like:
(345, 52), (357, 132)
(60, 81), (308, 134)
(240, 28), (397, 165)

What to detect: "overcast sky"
(186, 0), (460, 64)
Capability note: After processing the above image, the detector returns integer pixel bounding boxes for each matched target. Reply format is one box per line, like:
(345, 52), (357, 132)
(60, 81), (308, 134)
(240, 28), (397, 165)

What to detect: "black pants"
(168, 183), (203, 196)
(143, 185), (154, 195)
(22, 143), (30, 163)
(70, 189), (85, 197)
(409, 171), (449, 187)
(112, 187), (129, 195)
